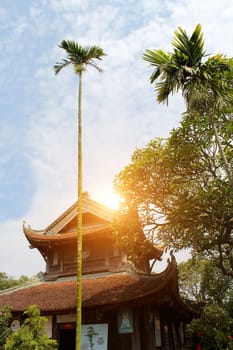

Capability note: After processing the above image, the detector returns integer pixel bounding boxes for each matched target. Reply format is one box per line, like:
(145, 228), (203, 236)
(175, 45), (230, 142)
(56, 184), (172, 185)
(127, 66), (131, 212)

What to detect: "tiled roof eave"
(23, 224), (111, 246)
(0, 262), (181, 313)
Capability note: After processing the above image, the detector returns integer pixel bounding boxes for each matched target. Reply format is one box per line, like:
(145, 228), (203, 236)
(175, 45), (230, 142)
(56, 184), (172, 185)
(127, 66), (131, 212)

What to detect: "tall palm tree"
(143, 24), (233, 186)
(54, 40), (105, 350)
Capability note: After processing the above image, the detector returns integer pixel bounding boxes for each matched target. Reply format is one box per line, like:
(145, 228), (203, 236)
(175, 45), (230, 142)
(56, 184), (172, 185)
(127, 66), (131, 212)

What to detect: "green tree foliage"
(4, 305), (57, 350)
(114, 118), (233, 275)
(132, 24), (233, 272)
(179, 256), (233, 350)
(186, 304), (233, 350)
(143, 24), (233, 107)
(0, 273), (32, 291)
(112, 208), (160, 272)
(0, 306), (11, 350)
(178, 257), (233, 304)
(143, 23), (233, 186)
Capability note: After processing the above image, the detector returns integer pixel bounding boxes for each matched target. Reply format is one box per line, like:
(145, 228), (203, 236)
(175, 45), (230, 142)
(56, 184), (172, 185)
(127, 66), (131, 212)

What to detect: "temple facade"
(0, 195), (196, 350)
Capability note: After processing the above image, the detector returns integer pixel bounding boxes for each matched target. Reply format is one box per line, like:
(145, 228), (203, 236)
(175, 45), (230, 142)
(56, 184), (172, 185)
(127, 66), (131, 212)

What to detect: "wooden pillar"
(131, 312), (141, 350)
(163, 323), (170, 350)
(154, 311), (162, 348)
(142, 306), (155, 350)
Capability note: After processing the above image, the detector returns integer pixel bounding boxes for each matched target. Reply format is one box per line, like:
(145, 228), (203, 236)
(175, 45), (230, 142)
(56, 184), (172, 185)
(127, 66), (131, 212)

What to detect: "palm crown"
(54, 40), (106, 75)
(143, 24), (233, 187)
(143, 24), (233, 108)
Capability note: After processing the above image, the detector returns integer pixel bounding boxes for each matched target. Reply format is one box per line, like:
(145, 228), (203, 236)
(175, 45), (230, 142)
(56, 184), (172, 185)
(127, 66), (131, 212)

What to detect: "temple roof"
(23, 195), (164, 260)
(23, 195), (116, 246)
(0, 258), (195, 320)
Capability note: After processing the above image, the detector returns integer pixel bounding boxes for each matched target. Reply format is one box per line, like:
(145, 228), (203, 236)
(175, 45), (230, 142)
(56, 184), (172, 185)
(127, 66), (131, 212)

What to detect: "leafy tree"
(178, 257), (233, 304)
(54, 40), (105, 350)
(143, 23), (233, 187)
(112, 207), (161, 272)
(0, 273), (31, 291)
(114, 118), (233, 275)
(4, 305), (57, 350)
(0, 306), (11, 350)
(185, 304), (233, 350)
(0, 273), (18, 291)
(178, 259), (204, 302)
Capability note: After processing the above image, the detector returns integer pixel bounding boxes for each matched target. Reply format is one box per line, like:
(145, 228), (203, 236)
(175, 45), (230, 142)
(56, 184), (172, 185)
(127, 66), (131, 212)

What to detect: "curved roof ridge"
(23, 222), (45, 236)
(24, 196), (117, 235)
(45, 201), (77, 232)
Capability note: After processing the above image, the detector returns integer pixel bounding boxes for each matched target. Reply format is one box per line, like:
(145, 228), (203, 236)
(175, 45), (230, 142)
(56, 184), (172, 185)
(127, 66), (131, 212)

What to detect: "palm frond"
(143, 23), (233, 112)
(59, 40), (81, 57)
(143, 50), (172, 83)
(172, 24), (205, 67)
(88, 61), (104, 72)
(189, 24), (205, 64)
(85, 45), (106, 61)
(172, 26), (191, 57)
(143, 49), (170, 65)
(54, 40), (106, 75)
(53, 59), (71, 75)
(155, 68), (181, 104)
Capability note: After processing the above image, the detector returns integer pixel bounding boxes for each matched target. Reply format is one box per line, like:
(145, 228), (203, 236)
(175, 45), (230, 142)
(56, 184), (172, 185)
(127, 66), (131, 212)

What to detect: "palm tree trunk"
(212, 119), (233, 189)
(76, 71), (83, 350)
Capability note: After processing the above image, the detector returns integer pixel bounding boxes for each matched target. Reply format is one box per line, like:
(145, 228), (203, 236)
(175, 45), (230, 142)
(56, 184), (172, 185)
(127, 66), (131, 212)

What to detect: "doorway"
(59, 328), (76, 350)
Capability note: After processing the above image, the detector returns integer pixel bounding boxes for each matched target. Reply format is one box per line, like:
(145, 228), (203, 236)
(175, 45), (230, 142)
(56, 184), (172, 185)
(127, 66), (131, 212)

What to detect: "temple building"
(0, 194), (197, 350)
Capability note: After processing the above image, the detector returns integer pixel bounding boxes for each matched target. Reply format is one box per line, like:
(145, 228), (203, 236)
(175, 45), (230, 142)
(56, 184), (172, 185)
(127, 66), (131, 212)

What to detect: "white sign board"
(81, 323), (108, 350)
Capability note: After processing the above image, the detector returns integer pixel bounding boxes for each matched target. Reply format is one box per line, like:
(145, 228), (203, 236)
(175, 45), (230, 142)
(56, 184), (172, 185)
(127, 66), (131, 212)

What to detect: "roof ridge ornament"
(167, 250), (176, 265)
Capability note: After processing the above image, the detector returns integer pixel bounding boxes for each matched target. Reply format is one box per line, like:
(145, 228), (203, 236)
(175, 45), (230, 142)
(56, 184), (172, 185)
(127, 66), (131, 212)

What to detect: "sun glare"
(97, 192), (121, 210)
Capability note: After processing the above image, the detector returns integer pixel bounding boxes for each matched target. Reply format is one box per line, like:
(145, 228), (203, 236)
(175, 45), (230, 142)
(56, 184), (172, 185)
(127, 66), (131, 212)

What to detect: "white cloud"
(0, 219), (44, 277)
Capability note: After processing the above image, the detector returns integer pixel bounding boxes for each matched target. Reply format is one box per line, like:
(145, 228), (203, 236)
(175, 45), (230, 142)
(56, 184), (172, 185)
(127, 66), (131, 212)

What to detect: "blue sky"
(1, 0), (233, 277)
